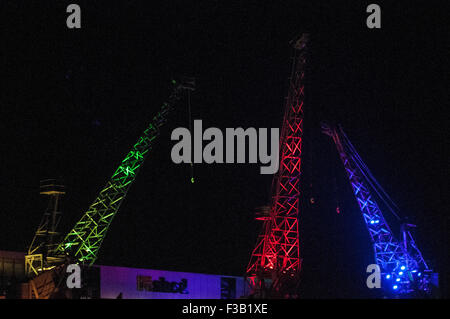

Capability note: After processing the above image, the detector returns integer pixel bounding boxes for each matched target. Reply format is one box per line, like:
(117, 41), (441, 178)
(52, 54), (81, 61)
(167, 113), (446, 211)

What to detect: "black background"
(1, 1), (448, 298)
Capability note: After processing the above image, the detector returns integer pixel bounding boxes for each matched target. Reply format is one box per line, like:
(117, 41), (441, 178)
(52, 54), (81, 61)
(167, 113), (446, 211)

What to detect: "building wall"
(99, 265), (246, 299)
(0, 250), (25, 279)
(0, 250), (26, 298)
(0, 251), (248, 299)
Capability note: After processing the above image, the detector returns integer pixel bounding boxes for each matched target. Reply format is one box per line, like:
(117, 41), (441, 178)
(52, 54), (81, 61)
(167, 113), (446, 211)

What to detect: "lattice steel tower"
(246, 34), (308, 298)
(26, 179), (66, 276)
(24, 78), (194, 299)
(55, 78), (195, 265)
(322, 123), (437, 297)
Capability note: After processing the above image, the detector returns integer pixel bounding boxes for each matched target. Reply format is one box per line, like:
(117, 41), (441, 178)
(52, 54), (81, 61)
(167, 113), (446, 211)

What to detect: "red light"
(246, 41), (306, 295)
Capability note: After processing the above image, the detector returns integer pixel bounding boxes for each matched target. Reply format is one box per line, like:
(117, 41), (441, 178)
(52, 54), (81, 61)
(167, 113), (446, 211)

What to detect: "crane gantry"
(246, 34), (308, 298)
(25, 77), (195, 298)
(23, 35), (438, 300)
(322, 123), (437, 297)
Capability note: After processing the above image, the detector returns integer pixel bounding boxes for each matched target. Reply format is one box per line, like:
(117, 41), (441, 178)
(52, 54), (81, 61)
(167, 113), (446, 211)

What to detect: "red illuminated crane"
(246, 34), (308, 298)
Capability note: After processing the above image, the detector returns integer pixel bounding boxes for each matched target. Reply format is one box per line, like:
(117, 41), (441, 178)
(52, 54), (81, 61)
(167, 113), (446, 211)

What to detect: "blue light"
(332, 126), (431, 296)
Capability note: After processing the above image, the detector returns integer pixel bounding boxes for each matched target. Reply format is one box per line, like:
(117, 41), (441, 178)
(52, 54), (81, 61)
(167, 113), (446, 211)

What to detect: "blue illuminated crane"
(322, 123), (437, 297)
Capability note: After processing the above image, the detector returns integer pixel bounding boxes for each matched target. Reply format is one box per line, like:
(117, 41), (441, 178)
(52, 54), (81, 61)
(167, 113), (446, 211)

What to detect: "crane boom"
(322, 123), (436, 296)
(246, 34), (308, 298)
(56, 78), (195, 265)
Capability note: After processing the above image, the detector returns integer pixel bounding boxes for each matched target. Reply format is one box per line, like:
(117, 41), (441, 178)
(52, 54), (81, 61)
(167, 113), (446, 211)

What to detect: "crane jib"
(56, 79), (195, 265)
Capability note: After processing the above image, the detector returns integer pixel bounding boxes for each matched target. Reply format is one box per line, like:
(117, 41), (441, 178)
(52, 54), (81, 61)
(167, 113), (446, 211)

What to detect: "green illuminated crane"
(55, 78), (195, 265)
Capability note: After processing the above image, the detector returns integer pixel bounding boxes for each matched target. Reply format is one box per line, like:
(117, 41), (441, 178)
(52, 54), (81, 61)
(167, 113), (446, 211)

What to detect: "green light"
(56, 84), (187, 265)
(191, 177), (194, 184)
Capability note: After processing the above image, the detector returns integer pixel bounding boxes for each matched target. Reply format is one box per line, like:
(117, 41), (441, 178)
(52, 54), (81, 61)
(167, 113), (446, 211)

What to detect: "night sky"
(1, 1), (448, 298)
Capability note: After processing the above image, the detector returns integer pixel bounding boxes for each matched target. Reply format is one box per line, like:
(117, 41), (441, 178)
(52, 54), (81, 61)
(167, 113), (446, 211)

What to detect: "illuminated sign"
(136, 275), (188, 294)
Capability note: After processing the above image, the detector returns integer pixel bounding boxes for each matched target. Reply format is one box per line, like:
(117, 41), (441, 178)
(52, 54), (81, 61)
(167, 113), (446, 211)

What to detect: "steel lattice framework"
(56, 79), (195, 265)
(246, 34), (308, 297)
(25, 180), (65, 276)
(322, 124), (433, 295)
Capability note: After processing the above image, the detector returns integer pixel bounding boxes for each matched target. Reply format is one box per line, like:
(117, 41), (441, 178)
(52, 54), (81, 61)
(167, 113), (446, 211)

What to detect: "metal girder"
(322, 123), (434, 296)
(56, 78), (195, 265)
(246, 34), (308, 298)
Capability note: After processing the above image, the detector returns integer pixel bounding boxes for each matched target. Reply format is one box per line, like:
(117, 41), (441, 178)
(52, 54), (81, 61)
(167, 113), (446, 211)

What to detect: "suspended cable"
(188, 89), (194, 184)
(340, 130), (401, 220)
(347, 145), (401, 221)
(347, 139), (400, 214)
(345, 135), (399, 211)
